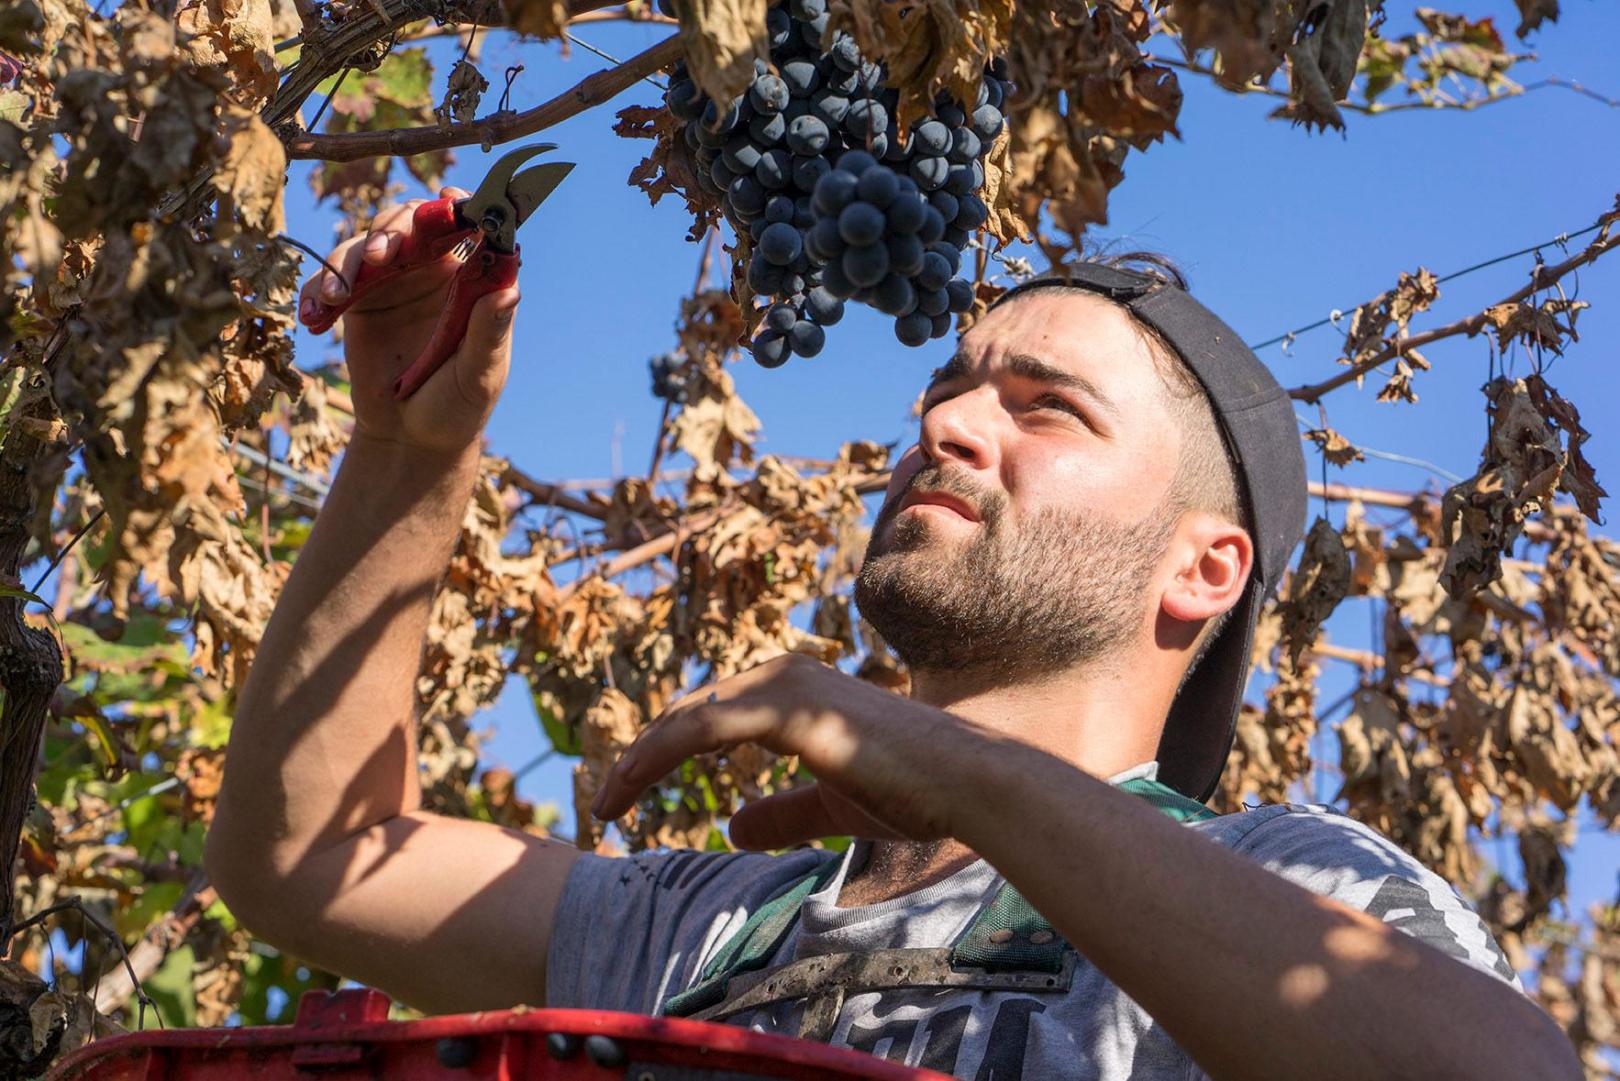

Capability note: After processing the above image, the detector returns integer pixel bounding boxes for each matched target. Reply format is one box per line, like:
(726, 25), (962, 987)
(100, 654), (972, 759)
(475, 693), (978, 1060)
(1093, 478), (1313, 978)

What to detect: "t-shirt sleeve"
(1228, 804), (1522, 990)
(545, 846), (833, 1015)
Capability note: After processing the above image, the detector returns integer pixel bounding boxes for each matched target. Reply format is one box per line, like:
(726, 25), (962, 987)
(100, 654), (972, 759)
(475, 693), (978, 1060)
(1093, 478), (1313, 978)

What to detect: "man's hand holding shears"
(296, 143), (572, 454)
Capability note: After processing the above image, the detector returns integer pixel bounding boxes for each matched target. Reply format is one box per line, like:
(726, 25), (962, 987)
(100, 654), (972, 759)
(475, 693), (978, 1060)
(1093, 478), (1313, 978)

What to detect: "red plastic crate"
(48, 988), (951, 1080)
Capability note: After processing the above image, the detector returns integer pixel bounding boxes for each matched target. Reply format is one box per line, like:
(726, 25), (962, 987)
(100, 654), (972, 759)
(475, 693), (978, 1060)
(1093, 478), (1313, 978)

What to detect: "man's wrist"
(342, 428), (485, 479)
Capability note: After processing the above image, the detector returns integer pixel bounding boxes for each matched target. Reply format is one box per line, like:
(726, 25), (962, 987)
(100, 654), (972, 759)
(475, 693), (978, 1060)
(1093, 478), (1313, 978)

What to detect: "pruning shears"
(301, 142), (575, 401)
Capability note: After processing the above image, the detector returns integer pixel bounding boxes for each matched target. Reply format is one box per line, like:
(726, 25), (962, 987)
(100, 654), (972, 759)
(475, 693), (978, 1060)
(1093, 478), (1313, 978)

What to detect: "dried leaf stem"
(285, 34), (683, 161)
(1290, 210), (1620, 404)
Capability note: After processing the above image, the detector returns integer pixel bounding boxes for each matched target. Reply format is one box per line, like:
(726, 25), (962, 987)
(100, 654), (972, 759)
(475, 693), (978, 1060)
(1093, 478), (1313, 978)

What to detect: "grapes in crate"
(658, 0), (1011, 366)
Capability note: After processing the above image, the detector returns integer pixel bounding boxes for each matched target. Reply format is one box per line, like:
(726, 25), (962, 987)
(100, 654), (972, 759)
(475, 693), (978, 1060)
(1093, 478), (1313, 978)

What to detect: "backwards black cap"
(987, 264), (1308, 803)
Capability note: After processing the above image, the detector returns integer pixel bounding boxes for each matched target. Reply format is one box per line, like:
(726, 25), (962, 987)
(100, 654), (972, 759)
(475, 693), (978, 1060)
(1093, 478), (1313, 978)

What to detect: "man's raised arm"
(205, 192), (579, 1016)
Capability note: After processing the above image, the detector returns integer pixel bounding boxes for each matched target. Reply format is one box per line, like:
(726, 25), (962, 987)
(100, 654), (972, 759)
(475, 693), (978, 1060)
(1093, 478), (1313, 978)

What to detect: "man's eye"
(1034, 394), (1083, 418)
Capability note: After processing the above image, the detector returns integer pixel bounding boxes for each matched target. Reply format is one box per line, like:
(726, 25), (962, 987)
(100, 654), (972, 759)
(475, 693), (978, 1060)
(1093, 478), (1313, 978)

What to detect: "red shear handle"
(301, 198), (472, 334)
(391, 244), (521, 401)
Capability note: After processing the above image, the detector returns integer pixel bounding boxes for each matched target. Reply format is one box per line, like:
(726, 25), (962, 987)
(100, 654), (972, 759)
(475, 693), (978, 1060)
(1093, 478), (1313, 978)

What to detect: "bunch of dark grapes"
(648, 352), (690, 404)
(658, 0), (1011, 366)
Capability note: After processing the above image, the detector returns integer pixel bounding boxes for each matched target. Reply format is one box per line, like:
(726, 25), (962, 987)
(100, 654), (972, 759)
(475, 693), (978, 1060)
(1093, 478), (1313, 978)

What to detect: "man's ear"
(1161, 514), (1253, 624)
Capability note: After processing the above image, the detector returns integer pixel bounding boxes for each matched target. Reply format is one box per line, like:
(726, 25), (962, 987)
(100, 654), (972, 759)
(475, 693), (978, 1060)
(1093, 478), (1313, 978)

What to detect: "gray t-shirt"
(547, 762), (1520, 1079)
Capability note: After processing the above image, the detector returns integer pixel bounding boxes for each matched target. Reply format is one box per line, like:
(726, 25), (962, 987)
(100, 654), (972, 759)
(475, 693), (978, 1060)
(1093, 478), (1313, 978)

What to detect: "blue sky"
(281, 3), (1620, 925)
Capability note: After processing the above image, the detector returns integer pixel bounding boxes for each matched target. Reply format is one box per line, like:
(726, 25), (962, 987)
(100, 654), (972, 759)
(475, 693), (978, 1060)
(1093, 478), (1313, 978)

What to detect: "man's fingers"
(592, 700), (782, 820)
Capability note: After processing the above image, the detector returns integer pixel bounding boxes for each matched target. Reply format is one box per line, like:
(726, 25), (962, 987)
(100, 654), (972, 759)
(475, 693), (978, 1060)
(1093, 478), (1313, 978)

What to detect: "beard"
(853, 462), (1178, 684)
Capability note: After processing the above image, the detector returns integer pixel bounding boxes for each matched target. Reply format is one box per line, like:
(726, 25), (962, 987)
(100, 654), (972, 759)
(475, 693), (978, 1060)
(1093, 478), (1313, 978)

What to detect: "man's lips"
(899, 488), (978, 522)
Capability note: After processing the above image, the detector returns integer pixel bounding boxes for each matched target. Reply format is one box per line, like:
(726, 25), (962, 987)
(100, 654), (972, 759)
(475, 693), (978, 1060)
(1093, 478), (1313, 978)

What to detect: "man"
(207, 189), (1579, 1081)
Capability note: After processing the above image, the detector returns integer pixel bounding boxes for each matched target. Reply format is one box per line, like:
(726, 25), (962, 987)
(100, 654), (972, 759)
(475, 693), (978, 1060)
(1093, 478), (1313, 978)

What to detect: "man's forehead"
(923, 297), (1161, 414)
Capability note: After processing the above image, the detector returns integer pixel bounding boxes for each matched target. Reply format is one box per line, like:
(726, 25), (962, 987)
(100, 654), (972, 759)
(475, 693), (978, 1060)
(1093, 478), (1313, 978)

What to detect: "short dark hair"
(994, 251), (1245, 676)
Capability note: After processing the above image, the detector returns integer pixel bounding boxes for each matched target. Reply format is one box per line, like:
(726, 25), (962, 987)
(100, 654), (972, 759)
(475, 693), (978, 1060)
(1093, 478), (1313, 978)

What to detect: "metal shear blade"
(461, 143), (576, 252)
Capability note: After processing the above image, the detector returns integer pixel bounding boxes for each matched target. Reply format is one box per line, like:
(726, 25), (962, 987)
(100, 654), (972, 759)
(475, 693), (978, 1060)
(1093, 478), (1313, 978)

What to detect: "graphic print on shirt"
(1363, 874), (1517, 982)
(830, 993), (1048, 1079)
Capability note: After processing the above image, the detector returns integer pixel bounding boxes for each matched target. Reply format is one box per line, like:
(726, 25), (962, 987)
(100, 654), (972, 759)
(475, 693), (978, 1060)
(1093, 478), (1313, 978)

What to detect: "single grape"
(948, 126), (981, 163)
(749, 74), (789, 114)
(990, 55), (1009, 79)
(806, 215), (846, 262)
(971, 103), (1003, 141)
(765, 301), (798, 333)
(928, 189), (959, 223)
(798, 13), (828, 47)
(694, 120), (729, 149)
(912, 120), (950, 156)
(793, 153), (831, 193)
(709, 156), (739, 191)
(942, 224), (968, 247)
(936, 102), (966, 128)
(945, 276), (975, 313)
(916, 285), (949, 317)
(855, 166), (899, 208)
(749, 111), (787, 145)
(765, 5), (792, 47)
(782, 271), (807, 294)
(753, 331), (792, 368)
(842, 242), (890, 288)
(729, 174), (768, 215)
(825, 65), (860, 96)
(829, 32), (861, 71)
(956, 193), (989, 231)
(748, 217), (769, 242)
(886, 232), (924, 275)
(926, 240), (961, 274)
(916, 250), (951, 291)
(895, 311), (932, 346)
(667, 78), (704, 121)
(788, 320), (826, 357)
(895, 173), (918, 194)
(811, 91), (850, 126)
(984, 78), (1004, 110)
(974, 79), (990, 108)
(812, 168), (859, 215)
(837, 200), (885, 246)
(836, 148), (878, 175)
(747, 253), (785, 294)
(722, 135), (763, 174)
(702, 97), (743, 134)
(910, 155), (949, 191)
(683, 121), (704, 152)
(755, 148), (793, 189)
(820, 257), (856, 298)
(844, 98), (887, 138)
(943, 163), (975, 196)
(765, 194), (796, 223)
(918, 205), (946, 243)
(805, 285), (845, 325)
(786, 113), (830, 155)
(930, 312), (953, 339)
(694, 168), (720, 196)
(873, 273), (918, 317)
(759, 221), (804, 266)
(863, 131), (890, 158)
(885, 191), (927, 234)
(858, 62), (883, 94)
(781, 58), (820, 96)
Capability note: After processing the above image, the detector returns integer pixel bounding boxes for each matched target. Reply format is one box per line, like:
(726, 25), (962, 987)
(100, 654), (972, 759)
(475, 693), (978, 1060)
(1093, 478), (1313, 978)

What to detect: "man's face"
(854, 289), (1187, 682)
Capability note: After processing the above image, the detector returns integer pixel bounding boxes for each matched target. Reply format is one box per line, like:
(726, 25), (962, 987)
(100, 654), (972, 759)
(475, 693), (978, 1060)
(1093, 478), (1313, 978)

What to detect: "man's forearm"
(210, 433), (483, 881)
(953, 742), (1579, 1081)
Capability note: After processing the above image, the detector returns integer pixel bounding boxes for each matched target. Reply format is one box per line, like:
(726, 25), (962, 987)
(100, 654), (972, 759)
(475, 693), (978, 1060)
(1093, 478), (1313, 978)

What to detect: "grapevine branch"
(286, 34), (682, 161)
(1150, 54), (1619, 116)
(1289, 209), (1620, 404)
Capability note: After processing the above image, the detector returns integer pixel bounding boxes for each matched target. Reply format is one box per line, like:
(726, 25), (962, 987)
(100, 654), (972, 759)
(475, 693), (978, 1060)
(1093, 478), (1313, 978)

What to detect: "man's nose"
(919, 386), (996, 471)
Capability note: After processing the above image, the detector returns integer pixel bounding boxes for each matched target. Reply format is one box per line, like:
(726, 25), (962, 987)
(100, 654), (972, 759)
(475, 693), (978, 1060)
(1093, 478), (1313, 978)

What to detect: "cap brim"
(1155, 577), (1262, 804)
